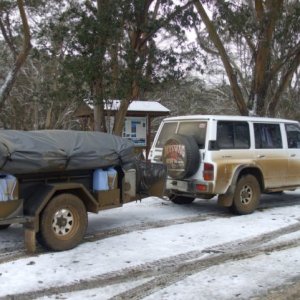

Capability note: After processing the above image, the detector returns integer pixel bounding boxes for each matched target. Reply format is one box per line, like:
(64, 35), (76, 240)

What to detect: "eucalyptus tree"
(193, 0), (300, 117)
(0, 0), (31, 111)
(43, 0), (198, 134)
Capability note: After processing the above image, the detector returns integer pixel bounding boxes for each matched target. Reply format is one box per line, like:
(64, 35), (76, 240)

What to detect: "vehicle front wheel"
(231, 175), (261, 215)
(170, 195), (195, 205)
(37, 193), (87, 251)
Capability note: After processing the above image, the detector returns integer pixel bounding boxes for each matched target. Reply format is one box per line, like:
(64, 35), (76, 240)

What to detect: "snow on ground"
(144, 247), (300, 300)
(1, 191), (300, 299)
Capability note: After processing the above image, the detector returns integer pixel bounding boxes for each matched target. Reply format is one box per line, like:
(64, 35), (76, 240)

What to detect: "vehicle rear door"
(253, 123), (287, 188)
(285, 123), (300, 186)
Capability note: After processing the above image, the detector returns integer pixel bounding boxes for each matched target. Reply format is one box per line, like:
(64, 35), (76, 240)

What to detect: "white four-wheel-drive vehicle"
(0, 130), (166, 252)
(149, 115), (300, 214)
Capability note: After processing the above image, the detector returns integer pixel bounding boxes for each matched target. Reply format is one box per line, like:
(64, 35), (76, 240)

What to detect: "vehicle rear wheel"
(231, 175), (261, 215)
(37, 193), (87, 251)
(170, 195), (195, 205)
(0, 224), (10, 230)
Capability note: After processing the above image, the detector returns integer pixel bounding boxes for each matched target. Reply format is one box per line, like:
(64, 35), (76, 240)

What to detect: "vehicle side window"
(217, 121), (250, 149)
(156, 122), (177, 148)
(285, 124), (300, 149)
(254, 123), (282, 149)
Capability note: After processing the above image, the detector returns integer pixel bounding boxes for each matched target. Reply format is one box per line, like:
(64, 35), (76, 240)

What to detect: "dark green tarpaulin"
(0, 130), (135, 174)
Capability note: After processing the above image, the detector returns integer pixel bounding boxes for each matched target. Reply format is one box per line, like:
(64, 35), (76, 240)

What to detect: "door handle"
(257, 154), (265, 158)
(222, 155), (232, 158)
(290, 154), (296, 157)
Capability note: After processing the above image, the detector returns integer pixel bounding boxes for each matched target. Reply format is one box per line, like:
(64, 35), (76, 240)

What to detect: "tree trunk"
(113, 79), (139, 136)
(249, 0), (283, 115)
(45, 103), (53, 129)
(193, 0), (248, 116)
(0, 0), (31, 110)
(113, 100), (130, 136)
(93, 79), (107, 132)
(92, 0), (111, 132)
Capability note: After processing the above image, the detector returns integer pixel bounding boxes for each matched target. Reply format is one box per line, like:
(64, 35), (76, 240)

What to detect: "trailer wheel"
(37, 193), (87, 251)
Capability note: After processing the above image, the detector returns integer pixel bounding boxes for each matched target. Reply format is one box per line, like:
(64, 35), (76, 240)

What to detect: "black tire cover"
(162, 134), (200, 179)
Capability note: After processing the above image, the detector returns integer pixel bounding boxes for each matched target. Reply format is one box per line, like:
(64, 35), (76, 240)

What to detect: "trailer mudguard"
(23, 182), (98, 231)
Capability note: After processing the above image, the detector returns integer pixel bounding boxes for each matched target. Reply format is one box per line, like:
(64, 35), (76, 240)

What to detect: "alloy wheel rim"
(240, 184), (253, 205)
(52, 208), (74, 236)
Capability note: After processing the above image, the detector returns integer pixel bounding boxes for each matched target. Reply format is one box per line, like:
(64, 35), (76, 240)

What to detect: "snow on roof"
(89, 100), (170, 113)
(163, 114), (298, 123)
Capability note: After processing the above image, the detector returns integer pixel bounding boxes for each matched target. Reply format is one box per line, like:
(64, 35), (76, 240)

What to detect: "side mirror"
(208, 140), (219, 150)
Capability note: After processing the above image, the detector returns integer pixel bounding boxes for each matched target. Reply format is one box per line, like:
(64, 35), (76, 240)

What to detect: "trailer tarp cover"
(0, 130), (136, 174)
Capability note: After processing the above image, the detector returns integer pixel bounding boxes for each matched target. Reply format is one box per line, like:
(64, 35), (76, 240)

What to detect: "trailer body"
(0, 130), (166, 252)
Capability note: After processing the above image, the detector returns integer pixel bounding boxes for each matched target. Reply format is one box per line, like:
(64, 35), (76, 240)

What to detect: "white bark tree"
(0, 0), (31, 111)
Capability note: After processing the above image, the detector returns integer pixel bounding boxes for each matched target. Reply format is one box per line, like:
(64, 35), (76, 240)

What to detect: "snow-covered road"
(1, 191), (300, 299)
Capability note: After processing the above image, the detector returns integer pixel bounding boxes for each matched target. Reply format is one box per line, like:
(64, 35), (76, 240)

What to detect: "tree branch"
(193, 23), (219, 55)
(270, 45), (300, 80)
(268, 48), (300, 116)
(0, 15), (17, 57)
(137, 1), (193, 52)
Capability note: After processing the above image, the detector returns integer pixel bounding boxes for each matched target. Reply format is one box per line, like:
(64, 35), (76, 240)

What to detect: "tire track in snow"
(0, 211), (228, 265)
(4, 221), (300, 300)
(0, 195), (299, 265)
(0, 247), (34, 264)
(84, 211), (229, 242)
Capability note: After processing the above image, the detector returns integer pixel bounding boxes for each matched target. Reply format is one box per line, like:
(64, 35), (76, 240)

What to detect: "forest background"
(0, 0), (299, 134)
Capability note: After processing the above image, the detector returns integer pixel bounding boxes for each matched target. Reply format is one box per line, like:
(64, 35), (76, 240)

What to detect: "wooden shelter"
(74, 100), (170, 158)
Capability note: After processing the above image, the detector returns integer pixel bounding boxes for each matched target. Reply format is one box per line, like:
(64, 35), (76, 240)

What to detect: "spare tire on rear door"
(162, 134), (200, 180)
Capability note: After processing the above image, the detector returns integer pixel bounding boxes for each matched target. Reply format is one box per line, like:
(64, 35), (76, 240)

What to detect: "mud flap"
(217, 184), (235, 207)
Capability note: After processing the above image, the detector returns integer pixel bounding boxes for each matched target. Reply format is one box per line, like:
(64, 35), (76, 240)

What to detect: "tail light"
(203, 163), (214, 181)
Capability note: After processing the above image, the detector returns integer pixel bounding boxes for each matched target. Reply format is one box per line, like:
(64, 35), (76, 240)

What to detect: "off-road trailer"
(0, 130), (166, 252)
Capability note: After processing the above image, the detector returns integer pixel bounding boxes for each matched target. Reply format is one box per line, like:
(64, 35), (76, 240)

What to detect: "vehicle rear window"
(285, 123), (300, 148)
(177, 121), (207, 148)
(254, 123), (282, 149)
(156, 122), (177, 148)
(217, 121), (250, 149)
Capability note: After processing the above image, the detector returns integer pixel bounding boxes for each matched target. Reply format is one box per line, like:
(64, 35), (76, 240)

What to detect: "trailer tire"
(37, 193), (87, 251)
(0, 224), (10, 230)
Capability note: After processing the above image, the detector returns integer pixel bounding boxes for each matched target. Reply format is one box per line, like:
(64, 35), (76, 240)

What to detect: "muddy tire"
(37, 193), (87, 251)
(231, 175), (261, 215)
(170, 195), (195, 205)
(0, 224), (10, 230)
(163, 134), (200, 180)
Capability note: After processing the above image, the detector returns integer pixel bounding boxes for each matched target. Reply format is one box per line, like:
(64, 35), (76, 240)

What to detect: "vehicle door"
(285, 123), (300, 186)
(253, 123), (287, 188)
(213, 121), (251, 192)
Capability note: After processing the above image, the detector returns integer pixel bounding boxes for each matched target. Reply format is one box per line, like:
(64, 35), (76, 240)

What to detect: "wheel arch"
(218, 165), (264, 207)
(234, 166), (264, 192)
(24, 183), (98, 232)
